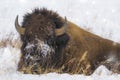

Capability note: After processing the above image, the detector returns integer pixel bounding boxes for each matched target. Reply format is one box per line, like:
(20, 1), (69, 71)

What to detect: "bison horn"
(55, 17), (68, 36)
(15, 15), (25, 35)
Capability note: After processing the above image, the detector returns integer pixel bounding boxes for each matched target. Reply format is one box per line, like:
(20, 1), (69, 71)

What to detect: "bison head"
(15, 8), (69, 74)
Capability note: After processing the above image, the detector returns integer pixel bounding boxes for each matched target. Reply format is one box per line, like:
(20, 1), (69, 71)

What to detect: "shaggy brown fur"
(63, 22), (120, 74)
(17, 8), (120, 75)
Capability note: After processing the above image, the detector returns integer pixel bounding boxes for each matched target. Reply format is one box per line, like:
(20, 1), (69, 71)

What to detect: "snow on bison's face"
(15, 8), (69, 73)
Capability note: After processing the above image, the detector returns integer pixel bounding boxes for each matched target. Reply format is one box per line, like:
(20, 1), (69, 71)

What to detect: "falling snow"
(0, 0), (120, 80)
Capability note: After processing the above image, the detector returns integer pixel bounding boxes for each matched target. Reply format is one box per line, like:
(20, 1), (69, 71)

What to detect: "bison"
(15, 8), (120, 75)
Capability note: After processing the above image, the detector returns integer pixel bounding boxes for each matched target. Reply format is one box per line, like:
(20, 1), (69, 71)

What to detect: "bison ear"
(56, 33), (70, 47)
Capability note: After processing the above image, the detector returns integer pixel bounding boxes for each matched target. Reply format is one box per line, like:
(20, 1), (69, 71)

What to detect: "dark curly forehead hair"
(22, 8), (64, 29)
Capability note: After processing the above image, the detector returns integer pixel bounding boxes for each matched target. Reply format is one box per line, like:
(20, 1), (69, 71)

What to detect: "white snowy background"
(0, 0), (120, 80)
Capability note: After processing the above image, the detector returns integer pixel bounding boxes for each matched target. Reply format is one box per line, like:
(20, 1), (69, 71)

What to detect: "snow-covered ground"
(0, 0), (120, 80)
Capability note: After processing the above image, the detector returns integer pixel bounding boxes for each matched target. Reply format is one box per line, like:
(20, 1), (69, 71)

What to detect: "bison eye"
(23, 34), (32, 42)
(47, 36), (55, 46)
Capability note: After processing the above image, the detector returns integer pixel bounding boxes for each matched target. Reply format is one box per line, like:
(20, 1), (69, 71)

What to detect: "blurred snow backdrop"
(0, 0), (120, 80)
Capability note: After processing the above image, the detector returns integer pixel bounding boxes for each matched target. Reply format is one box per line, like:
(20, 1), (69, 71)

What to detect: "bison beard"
(16, 8), (120, 75)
